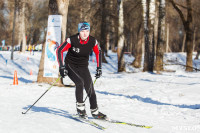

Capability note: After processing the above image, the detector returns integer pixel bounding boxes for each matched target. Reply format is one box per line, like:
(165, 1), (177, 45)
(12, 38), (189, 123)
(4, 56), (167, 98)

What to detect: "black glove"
(95, 67), (102, 79)
(59, 66), (68, 78)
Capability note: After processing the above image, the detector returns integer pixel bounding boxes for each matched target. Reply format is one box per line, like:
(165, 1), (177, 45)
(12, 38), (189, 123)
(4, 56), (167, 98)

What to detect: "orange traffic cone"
(13, 70), (18, 85)
(30, 69), (33, 75)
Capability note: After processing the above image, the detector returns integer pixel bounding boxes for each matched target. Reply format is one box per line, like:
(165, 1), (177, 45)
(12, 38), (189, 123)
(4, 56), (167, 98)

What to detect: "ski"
(71, 115), (106, 130)
(94, 117), (152, 129)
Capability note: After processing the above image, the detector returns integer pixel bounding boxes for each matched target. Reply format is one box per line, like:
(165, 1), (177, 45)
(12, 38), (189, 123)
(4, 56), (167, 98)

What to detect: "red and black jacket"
(56, 33), (102, 68)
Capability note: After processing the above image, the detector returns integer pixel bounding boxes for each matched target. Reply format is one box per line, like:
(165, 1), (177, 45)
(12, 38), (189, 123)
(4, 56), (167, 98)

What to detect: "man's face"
(79, 30), (90, 40)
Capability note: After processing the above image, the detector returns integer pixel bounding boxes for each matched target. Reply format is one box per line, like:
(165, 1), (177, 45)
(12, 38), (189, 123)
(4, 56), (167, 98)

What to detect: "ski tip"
(102, 127), (106, 130)
(143, 126), (153, 129)
(132, 124), (153, 129)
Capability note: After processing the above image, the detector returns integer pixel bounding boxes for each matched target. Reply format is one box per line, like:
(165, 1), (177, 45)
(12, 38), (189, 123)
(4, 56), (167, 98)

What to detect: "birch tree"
(16, 1), (22, 50)
(155, 0), (166, 72)
(11, 0), (17, 60)
(21, 1), (26, 52)
(15, 0), (27, 53)
(117, 0), (125, 72)
(142, 0), (156, 72)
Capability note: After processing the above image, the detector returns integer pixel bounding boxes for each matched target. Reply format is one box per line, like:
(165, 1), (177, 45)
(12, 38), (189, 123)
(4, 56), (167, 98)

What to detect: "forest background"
(0, 0), (200, 85)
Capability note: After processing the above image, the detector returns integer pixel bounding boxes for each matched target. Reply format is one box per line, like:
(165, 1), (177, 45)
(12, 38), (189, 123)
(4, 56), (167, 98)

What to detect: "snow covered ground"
(0, 51), (200, 133)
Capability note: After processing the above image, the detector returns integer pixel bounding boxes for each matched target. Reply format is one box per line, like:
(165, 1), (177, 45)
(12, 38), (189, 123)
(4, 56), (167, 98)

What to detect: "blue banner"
(44, 15), (62, 78)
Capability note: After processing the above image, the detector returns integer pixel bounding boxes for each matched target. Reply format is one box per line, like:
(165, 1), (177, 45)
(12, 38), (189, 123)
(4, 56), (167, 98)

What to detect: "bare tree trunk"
(11, 0), (17, 60)
(155, 0), (166, 72)
(154, 0), (159, 55)
(193, 27), (197, 51)
(21, 1), (26, 52)
(166, 23), (169, 53)
(130, 27), (133, 55)
(143, 0), (148, 71)
(185, 0), (193, 72)
(110, 0), (118, 52)
(85, 0), (92, 22)
(181, 33), (186, 52)
(17, 1), (22, 51)
(132, 25), (143, 68)
(78, 0), (91, 22)
(170, 0), (193, 71)
(105, 0), (111, 56)
(143, 0), (155, 72)
(117, 0), (125, 72)
(106, 33), (110, 55)
(100, 0), (108, 63)
(57, 0), (69, 42)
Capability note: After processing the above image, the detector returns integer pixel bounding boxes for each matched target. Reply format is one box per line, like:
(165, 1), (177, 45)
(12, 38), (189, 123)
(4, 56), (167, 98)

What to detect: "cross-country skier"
(56, 22), (107, 119)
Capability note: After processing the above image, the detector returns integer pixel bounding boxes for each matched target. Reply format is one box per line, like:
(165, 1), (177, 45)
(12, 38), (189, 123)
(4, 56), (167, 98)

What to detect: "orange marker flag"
(13, 70), (18, 85)
(30, 69), (33, 75)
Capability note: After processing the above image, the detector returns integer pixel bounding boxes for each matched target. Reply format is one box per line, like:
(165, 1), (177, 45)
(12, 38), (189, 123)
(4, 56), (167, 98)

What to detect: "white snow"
(0, 50), (200, 133)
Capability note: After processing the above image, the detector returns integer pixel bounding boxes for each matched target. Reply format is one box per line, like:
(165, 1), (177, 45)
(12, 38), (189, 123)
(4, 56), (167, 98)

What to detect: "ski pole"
(83, 78), (97, 102)
(22, 76), (61, 114)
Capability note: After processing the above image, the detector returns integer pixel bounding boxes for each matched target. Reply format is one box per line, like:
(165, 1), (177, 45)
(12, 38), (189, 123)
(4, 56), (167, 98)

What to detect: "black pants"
(66, 63), (97, 109)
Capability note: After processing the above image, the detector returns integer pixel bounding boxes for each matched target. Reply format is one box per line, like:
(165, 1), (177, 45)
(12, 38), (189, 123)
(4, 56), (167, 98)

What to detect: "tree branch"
(169, 0), (187, 29)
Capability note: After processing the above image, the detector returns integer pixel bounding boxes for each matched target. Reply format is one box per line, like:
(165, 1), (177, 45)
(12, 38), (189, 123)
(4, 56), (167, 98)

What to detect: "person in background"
(195, 44), (200, 60)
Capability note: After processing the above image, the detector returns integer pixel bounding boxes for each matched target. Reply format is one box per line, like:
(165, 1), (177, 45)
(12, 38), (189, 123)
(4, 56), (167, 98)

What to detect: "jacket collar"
(78, 35), (89, 44)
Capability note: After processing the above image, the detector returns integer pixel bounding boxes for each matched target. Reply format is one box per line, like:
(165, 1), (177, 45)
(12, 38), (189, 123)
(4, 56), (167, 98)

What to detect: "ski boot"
(76, 102), (88, 119)
(91, 107), (107, 120)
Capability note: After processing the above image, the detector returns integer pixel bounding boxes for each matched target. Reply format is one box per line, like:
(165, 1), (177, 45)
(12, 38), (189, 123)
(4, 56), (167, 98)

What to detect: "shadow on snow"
(0, 54), (30, 75)
(96, 90), (200, 110)
(22, 106), (103, 130)
(141, 78), (200, 86)
(0, 75), (32, 83)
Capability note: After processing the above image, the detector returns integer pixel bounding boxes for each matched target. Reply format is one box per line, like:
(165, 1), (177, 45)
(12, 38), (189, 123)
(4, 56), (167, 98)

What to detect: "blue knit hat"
(78, 22), (90, 32)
